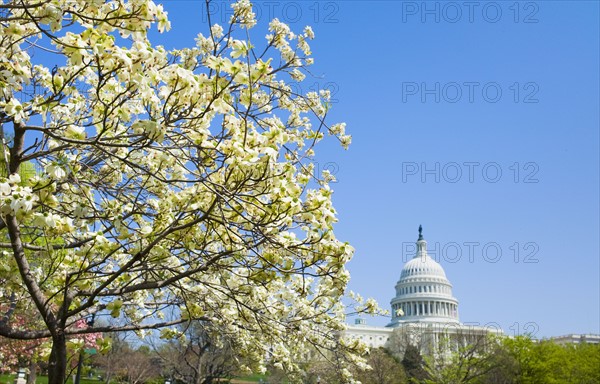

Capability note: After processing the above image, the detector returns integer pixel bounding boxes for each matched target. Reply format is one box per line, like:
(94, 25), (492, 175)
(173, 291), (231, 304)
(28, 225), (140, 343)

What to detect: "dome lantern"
(416, 225), (427, 258)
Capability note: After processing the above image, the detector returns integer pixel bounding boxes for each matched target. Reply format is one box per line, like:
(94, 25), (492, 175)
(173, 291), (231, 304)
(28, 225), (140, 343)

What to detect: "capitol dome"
(388, 226), (459, 326)
(400, 254), (448, 280)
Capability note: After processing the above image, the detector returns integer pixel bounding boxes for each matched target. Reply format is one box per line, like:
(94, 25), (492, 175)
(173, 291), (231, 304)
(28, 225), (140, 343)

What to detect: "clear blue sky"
(157, 0), (599, 338)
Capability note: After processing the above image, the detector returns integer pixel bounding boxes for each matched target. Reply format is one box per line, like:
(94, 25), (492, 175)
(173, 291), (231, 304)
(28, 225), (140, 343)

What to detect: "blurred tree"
(355, 348), (406, 384)
(154, 321), (239, 384)
(402, 344), (428, 383)
(423, 334), (498, 384)
(94, 336), (160, 384)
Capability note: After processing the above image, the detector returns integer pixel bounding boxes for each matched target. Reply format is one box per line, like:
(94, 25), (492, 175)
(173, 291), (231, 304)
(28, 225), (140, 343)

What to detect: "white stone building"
(345, 226), (501, 354)
(549, 334), (600, 345)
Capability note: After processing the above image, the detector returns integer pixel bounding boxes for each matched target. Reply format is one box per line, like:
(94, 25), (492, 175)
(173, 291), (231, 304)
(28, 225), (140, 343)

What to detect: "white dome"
(388, 227), (459, 326)
(400, 255), (447, 280)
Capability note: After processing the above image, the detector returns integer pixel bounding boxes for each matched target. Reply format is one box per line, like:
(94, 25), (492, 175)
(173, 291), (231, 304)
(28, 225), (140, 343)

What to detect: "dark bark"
(47, 331), (68, 384)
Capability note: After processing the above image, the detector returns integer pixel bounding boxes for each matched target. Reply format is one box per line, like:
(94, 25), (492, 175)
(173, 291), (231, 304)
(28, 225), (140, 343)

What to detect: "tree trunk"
(194, 354), (203, 384)
(26, 359), (37, 384)
(47, 332), (68, 384)
(104, 370), (112, 384)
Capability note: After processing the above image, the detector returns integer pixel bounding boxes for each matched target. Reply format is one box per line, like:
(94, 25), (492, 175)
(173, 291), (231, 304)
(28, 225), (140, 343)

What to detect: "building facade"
(550, 334), (600, 345)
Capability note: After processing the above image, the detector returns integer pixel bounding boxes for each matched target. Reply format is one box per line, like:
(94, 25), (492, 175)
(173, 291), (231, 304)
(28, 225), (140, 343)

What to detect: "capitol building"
(345, 226), (501, 355)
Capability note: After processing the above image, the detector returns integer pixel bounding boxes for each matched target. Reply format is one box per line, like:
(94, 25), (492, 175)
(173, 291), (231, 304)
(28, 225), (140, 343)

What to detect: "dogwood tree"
(0, 0), (375, 383)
